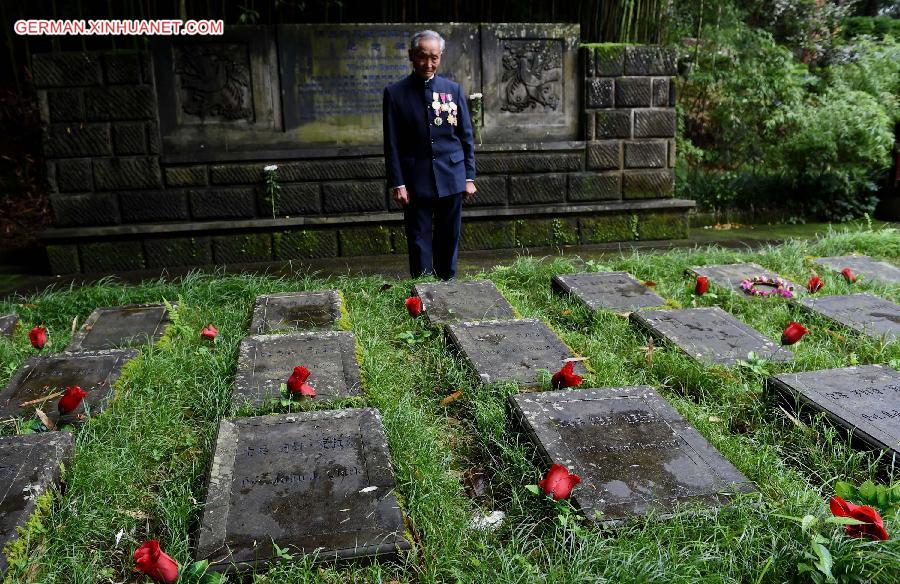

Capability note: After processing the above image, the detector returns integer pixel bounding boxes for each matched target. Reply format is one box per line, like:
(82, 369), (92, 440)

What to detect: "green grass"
(1, 225), (899, 583)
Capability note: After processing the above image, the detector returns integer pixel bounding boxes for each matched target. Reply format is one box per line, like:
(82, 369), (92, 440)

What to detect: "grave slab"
(0, 348), (137, 424)
(67, 303), (170, 351)
(196, 408), (409, 573)
(767, 365), (900, 460)
(0, 315), (18, 337)
(510, 386), (756, 524)
(687, 263), (800, 297)
(233, 331), (361, 408)
(630, 307), (793, 365)
(445, 318), (586, 386)
(798, 294), (900, 342)
(0, 432), (75, 574)
(552, 271), (665, 314)
(249, 290), (343, 334)
(412, 280), (515, 326)
(813, 256), (900, 285)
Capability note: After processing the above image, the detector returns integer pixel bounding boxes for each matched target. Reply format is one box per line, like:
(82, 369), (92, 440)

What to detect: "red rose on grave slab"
(134, 539), (179, 583)
(28, 326), (47, 350)
(841, 267), (857, 283)
(695, 276), (709, 295)
(538, 463), (581, 500)
(829, 496), (889, 541)
(200, 324), (218, 340)
(406, 296), (423, 317)
(58, 385), (87, 414)
(287, 365), (316, 397)
(551, 361), (583, 389)
(781, 322), (809, 345)
(807, 276), (824, 293)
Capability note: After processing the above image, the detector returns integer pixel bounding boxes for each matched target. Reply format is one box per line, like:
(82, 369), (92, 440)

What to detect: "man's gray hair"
(410, 30), (445, 53)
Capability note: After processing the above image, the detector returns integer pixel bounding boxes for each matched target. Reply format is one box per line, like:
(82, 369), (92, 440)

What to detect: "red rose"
(28, 326), (47, 350)
(781, 321), (809, 345)
(829, 496), (889, 541)
(200, 324), (218, 340)
(807, 276), (824, 293)
(58, 385), (87, 414)
(538, 463), (581, 500)
(695, 276), (709, 295)
(134, 540), (179, 583)
(551, 361), (583, 389)
(405, 296), (423, 317)
(287, 365), (316, 397)
(841, 267), (857, 283)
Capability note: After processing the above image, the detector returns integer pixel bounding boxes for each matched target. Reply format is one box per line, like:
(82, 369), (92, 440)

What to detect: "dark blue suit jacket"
(383, 74), (476, 197)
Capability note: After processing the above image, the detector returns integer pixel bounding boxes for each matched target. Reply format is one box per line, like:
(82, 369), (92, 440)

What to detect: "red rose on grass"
(58, 385), (87, 414)
(781, 321), (809, 345)
(538, 463), (581, 500)
(841, 267), (857, 283)
(200, 324), (218, 340)
(829, 496), (889, 541)
(807, 276), (824, 293)
(28, 326), (47, 350)
(695, 276), (709, 296)
(551, 361), (583, 390)
(287, 365), (316, 397)
(134, 539), (179, 583)
(405, 296), (423, 317)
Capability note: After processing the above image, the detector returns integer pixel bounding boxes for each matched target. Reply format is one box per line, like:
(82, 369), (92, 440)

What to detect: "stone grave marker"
(630, 307), (793, 365)
(510, 386), (756, 525)
(687, 263), (800, 297)
(67, 303), (170, 351)
(767, 365), (900, 460)
(249, 290), (343, 334)
(445, 318), (586, 386)
(0, 432), (75, 574)
(798, 294), (900, 342)
(813, 256), (900, 285)
(0, 349), (137, 425)
(233, 331), (361, 408)
(412, 280), (515, 326)
(196, 408), (410, 573)
(552, 271), (665, 314)
(0, 315), (18, 337)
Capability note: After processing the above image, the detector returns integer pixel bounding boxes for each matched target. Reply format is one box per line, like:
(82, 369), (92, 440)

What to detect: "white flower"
(469, 93), (483, 99)
(470, 510), (505, 531)
(263, 164), (278, 172)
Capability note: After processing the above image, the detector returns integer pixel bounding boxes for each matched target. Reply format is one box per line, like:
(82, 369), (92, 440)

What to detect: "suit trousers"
(403, 192), (463, 280)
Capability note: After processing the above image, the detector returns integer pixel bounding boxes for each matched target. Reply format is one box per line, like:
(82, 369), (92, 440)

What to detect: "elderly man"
(383, 29), (476, 280)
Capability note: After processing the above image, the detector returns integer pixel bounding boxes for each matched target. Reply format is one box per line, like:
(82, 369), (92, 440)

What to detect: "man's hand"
(464, 180), (477, 201)
(392, 186), (409, 205)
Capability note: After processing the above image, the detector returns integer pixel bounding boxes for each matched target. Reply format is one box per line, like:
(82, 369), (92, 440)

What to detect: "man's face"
(409, 37), (442, 79)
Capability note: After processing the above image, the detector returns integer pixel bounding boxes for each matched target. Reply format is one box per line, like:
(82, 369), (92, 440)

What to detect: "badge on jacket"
(432, 92), (458, 127)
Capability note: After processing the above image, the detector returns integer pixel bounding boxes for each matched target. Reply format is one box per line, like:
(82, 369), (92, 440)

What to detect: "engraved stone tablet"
(813, 256), (900, 285)
(67, 304), (170, 351)
(0, 315), (18, 337)
(798, 294), (900, 342)
(0, 432), (74, 573)
(0, 349), (137, 424)
(445, 319), (586, 386)
(510, 386), (756, 524)
(767, 365), (900, 460)
(688, 263), (800, 297)
(250, 290), (343, 334)
(630, 307), (793, 365)
(552, 272), (665, 314)
(413, 280), (515, 326)
(196, 409), (410, 573)
(233, 331), (361, 408)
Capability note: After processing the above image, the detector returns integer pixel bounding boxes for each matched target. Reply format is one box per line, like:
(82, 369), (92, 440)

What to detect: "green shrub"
(843, 16), (900, 39)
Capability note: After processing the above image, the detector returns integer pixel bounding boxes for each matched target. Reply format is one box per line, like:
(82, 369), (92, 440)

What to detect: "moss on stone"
(579, 214), (635, 243)
(340, 226), (392, 256)
(639, 212), (689, 241)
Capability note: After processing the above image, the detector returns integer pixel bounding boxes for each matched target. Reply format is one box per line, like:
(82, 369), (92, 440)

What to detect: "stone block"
(84, 86), (157, 121)
(277, 183), (321, 215)
(579, 214), (634, 243)
(509, 174), (567, 204)
(392, 227), (407, 254)
(190, 188), (257, 219)
(165, 166), (208, 187)
(586, 141), (621, 171)
(47, 89), (84, 122)
(120, 190), (190, 222)
(81, 241), (145, 272)
(273, 230), (339, 260)
(44, 123), (111, 158)
(464, 175), (507, 207)
(595, 110), (632, 139)
(639, 211), (688, 240)
(623, 169), (674, 198)
(669, 80), (677, 106)
(517, 219), (578, 247)
(51, 193), (120, 227)
(46, 244), (80, 274)
(93, 156), (162, 190)
(323, 182), (385, 213)
(477, 153), (582, 174)
(209, 163), (262, 185)
(112, 122), (147, 155)
(32, 53), (102, 87)
(583, 112), (596, 141)
(668, 139), (676, 168)
(625, 141), (667, 169)
(147, 122), (160, 154)
(586, 78), (613, 109)
(339, 226), (392, 256)
(54, 158), (93, 192)
(460, 220), (516, 250)
(595, 45), (625, 76)
(583, 46), (596, 77)
(103, 52), (142, 84)
(652, 78), (670, 107)
(568, 172), (621, 201)
(144, 237), (213, 268)
(634, 110), (676, 138)
(212, 234), (273, 264)
(624, 46), (677, 76)
(615, 77), (652, 108)
(279, 158), (386, 182)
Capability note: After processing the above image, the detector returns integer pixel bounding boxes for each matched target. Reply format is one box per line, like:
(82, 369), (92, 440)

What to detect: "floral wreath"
(739, 275), (794, 298)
